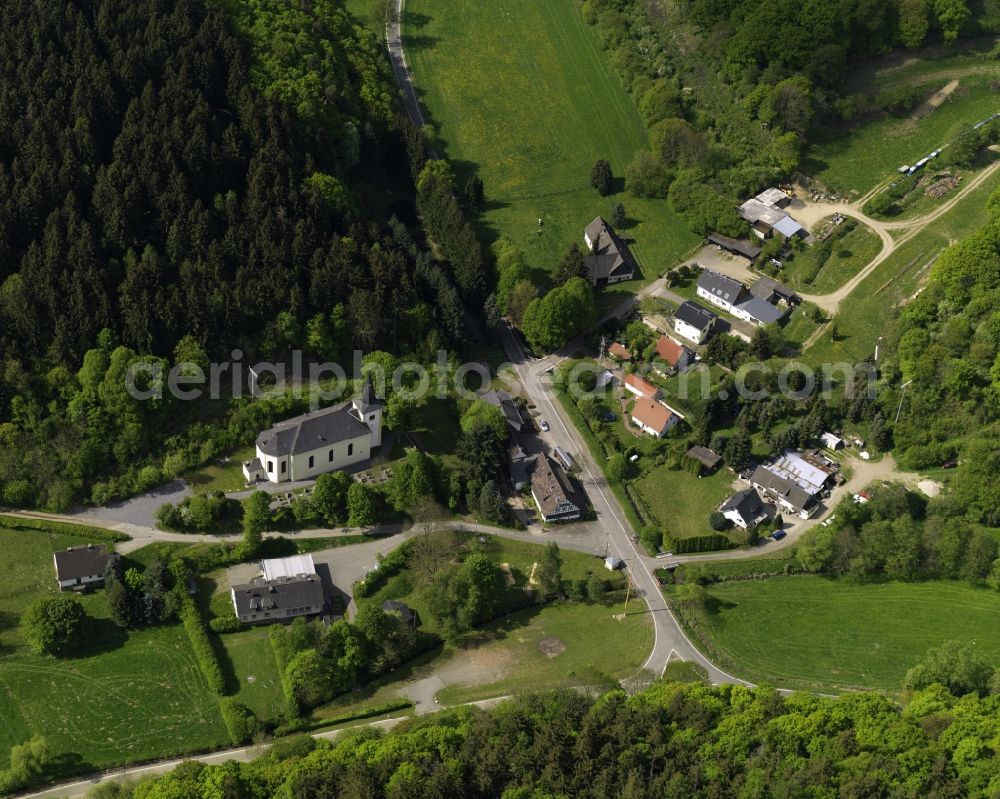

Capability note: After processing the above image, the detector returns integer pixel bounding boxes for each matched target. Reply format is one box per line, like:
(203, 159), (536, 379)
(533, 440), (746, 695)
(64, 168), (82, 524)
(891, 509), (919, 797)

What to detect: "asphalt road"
(496, 322), (744, 684)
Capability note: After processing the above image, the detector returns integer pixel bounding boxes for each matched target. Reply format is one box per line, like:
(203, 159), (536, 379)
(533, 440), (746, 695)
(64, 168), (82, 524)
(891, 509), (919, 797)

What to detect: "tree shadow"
(46, 751), (96, 782)
(404, 34), (440, 53)
(702, 595), (737, 616)
(70, 620), (129, 657)
(403, 9), (432, 28)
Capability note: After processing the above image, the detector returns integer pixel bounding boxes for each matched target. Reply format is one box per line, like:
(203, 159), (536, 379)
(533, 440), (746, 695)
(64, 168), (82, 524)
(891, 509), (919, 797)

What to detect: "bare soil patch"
(538, 637), (566, 658)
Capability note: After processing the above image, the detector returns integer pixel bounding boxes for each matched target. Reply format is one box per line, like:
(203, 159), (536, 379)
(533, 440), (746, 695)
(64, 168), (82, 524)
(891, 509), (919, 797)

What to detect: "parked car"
(771, 530), (787, 541)
(539, 419), (550, 432)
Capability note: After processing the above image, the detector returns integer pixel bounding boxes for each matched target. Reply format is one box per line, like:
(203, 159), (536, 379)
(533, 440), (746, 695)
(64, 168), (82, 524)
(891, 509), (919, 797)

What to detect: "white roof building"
(262, 554), (317, 582)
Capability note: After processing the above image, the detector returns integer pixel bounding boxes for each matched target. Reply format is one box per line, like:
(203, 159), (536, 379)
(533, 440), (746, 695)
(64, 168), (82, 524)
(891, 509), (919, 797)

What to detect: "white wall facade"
(696, 286), (734, 313)
(674, 318), (707, 345)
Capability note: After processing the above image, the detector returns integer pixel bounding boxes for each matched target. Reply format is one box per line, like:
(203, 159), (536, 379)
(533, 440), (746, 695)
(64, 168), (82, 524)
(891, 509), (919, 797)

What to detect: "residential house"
(707, 233), (761, 261)
(686, 445), (722, 473)
(531, 455), (582, 523)
(748, 464), (819, 519)
(230, 574), (325, 624)
(720, 488), (769, 530)
(653, 336), (693, 375)
(624, 373), (662, 401)
(583, 217), (636, 286)
(481, 389), (528, 433)
(53, 544), (109, 591)
(243, 376), (383, 484)
(608, 342), (631, 361)
(696, 269), (749, 313)
(673, 301), (718, 345)
(731, 296), (786, 327)
(631, 397), (684, 438)
(509, 445), (535, 491)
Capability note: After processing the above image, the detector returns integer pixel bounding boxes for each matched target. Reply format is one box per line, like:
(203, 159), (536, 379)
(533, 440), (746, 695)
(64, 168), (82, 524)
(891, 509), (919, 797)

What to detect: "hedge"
(354, 543), (410, 598)
(180, 596), (225, 695)
(663, 534), (735, 554)
(0, 514), (129, 544)
(220, 697), (261, 745)
(272, 700), (414, 737)
(209, 614), (245, 634)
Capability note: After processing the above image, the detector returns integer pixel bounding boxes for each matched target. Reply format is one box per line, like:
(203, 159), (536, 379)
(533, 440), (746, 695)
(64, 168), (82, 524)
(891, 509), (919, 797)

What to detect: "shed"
(604, 555), (623, 571)
(686, 445), (722, 472)
(381, 599), (416, 626)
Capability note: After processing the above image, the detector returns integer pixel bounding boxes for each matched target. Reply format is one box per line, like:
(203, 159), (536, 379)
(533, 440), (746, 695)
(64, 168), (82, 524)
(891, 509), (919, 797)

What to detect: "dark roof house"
(696, 269), (749, 308)
(733, 296), (786, 326)
(53, 544), (109, 588)
(531, 456), (582, 523)
(230, 574), (325, 622)
(480, 389), (527, 432)
(720, 488), (768, 529)
(256, 402), (371, 457)
(583, 217), (635, 286)
(674, 301), (717, 333)
(749, 277), (798, 305)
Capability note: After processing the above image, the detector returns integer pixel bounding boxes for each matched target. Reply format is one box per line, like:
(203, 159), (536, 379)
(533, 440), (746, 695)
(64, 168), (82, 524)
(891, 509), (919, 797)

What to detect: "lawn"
(632, 465), (735, 540)
(804, 165), (1000, 366)
(807, 74), (1000, 196)
(0, 527), (231, 773)
(405, 0), (699, 279)
(183, 447), (255, 493)
(779, 222), (884, 293)
(435, 600), (653, 704)
(219, 627), (285, 722)
(0, 626), (228, 772)
(679, 575), (1000, 693)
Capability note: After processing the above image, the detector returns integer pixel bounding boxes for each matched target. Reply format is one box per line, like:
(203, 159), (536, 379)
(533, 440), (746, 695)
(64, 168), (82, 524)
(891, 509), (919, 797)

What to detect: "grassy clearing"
(0, 626), (228, 772)
(679, 575), (1000, 693)
(632, 466), (734, 540)
(807, 74), (1000, 195)
(780, 223), (885, 293)
(183, 447), (255, 493)
(804, 165), (1000, 365)
(220, 627), (285, 721)
(435, 600), (653, 704)
(405, 0), (699, 278)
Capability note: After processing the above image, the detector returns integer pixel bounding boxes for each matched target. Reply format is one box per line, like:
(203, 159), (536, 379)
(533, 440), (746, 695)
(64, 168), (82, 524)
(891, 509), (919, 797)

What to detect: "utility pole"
(616, 563), (632, 620)
(894, 379), (913, 424)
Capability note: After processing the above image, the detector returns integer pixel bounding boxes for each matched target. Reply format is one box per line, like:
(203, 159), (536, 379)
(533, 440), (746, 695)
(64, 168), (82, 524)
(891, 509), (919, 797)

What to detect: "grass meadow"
(405, 0), (699, 279)
(0, 528), (229, 773)
(807, 73), (1000, 195)
(680, 575), (1000, 693)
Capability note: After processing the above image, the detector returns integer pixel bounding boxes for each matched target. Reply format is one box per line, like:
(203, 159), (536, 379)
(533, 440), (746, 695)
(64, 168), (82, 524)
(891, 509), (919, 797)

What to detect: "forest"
(0, 0), (484, 509)
(78, 679), (1000, 798)
(582, 0), (997, 233)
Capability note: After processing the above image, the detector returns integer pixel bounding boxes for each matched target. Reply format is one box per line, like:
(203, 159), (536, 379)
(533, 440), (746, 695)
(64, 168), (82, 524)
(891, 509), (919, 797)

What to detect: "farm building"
(686, 445), (722, 473)
(707, 233), (761, 261)
(739, 188), (807, 241)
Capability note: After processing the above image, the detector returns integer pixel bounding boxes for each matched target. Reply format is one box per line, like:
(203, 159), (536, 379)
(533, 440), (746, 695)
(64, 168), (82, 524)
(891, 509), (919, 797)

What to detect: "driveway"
(66, 480), (192, 529)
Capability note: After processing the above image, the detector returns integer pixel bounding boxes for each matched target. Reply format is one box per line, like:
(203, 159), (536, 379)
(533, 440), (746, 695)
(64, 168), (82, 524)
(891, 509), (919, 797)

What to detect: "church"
(242, 377), (383, 484)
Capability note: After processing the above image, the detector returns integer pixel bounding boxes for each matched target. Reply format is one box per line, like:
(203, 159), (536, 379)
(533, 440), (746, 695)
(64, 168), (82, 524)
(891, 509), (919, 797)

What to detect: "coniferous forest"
(0, 0), (477, 509)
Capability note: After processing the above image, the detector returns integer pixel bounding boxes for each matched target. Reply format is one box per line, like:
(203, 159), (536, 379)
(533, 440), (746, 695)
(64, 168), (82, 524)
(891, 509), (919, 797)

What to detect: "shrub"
(708, 511), (728, 532)
(20, 595), (87, 656)
(209, 614), (245, 634)
(663, 534), (735, 554)
(0, 514), (128, 543)
(220, 698), (261, 745)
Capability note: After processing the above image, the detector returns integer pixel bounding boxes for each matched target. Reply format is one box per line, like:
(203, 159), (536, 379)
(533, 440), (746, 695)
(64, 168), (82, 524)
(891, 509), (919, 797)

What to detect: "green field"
(183, 447), (255, 493)
(435, 600), (652, 704)
(405, 0), (699, 278)
(220, 628), (285, 721)
(633, 465), (735, 540)
(0, 528), (231, 773)
(808, 73), (1000, 195)
(680, 575), (1000, 693)
(780, 222), (885, 293)
(804, 165), (1000, 365)
(0, 626), (228, 772)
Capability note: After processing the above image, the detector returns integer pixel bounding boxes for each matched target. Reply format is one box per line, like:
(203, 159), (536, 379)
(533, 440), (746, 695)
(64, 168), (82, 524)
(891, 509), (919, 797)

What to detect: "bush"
(220, 698), (261, 745)
(180, 597), (225, 695)
(271, 700), (414, 737)
(708, 511), (728, 532)
(0, 514), (128, 543)
(209, 614), (245, 634)
(354, 543), (410, 598)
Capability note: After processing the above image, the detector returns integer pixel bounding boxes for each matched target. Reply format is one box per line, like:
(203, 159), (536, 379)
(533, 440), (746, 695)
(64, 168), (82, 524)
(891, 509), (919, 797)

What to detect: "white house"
(720, 489), (769, 530)
(54, 545), (109, 590)
(243, 376), (383, 484)
(673, 301), (718, 345)
(696, 269), (749, 313)
(230, 574), (325, 625)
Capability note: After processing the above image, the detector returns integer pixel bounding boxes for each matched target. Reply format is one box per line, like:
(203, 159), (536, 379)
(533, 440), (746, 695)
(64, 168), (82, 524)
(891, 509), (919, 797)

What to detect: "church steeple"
(353, 374), (384, 448)
(358, 374), (383, 411)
